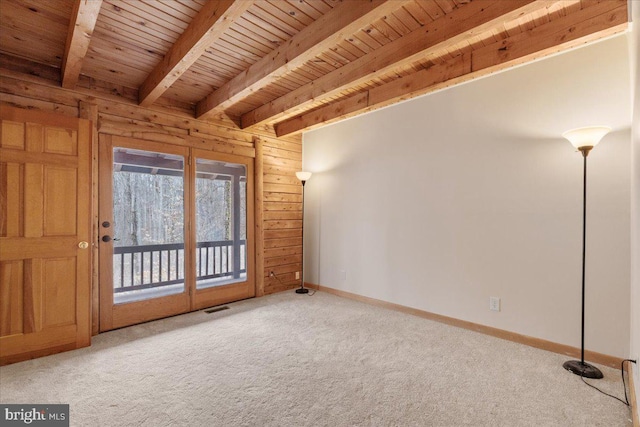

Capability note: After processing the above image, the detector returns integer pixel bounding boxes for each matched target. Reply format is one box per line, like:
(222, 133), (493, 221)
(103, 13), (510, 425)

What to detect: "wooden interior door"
(0, 105), (92, 365)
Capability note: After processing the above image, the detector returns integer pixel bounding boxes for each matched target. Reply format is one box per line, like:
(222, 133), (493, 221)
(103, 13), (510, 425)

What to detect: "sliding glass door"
(99, 137), (254, 331)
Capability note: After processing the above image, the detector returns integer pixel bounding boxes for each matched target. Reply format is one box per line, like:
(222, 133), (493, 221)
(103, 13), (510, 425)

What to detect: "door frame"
(98, 135), (256, 331)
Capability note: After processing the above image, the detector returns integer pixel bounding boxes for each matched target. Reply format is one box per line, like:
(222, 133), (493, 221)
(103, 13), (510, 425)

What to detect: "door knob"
(102, 235), (112, 242)
(78, 241), (89, 249)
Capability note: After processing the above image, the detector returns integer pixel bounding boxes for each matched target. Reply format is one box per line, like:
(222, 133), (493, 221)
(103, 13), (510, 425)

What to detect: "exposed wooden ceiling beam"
(195, 0), (410, 119)
(275, 0), (628, 136)
(61, 0), (103, 89)
(138, 0), (254, 108)
(241, 0), (543, 129)
(274, 56), (470, 136)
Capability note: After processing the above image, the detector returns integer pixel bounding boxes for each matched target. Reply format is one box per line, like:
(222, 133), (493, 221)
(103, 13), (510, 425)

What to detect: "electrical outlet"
(295, 271), (300, 280)
(489, 297), (501, 312)
(340, 270), (347, 281)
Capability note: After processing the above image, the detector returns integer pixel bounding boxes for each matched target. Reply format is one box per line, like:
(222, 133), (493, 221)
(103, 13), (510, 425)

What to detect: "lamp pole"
(561, 126), (610, 379)
(578, 146), (590, 369)
(295, 172), (312, 294)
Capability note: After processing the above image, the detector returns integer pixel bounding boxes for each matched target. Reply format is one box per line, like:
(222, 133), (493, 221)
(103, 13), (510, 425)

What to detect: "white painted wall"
(303, 35), (632, 358)
(629, 0), (640, 415)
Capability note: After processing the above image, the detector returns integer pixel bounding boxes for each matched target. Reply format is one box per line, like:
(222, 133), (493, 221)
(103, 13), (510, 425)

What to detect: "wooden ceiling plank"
(241, 0), (541, 129)
(403, 1), (435, 26)
(330, 42), (362, 63)
(114, 1), (190, 34)
(305, 59), (335, 75)
(305, 0), (334, 15)
(6, 0), (73, 17)
(258, 1), (308, 31)
(226, 23), (275, 52)
(0, 34), (63, 68)
(385, 8), (418, 34)
(547, 1), (570, 21)
(232, 18), (287, 48)
(3, 0), (71, 28)
(197, 53), (245, 75)
(393, 5), (426, 31)
(414, 0), (446, 21)
(250, 2), (302, 36)
(314, 51), (348, 70)
(99, 3), (182, 43)
(142, 0), (199, 23)
(344, 33), (376, 55)
(433, 0), (457, 14)
(284, 1), (326, 20)
(96, 10), (174, 50)
(61, 0), (103, 89)
(223, 31), (273, 58)
(195, 0), (410, 119)
(88, 40), (158, 69)
(269, 1), (315, 27)
(353, 29), (385, 50)
(337, 37), (366, 58)
(275, 0), (628, 136)
(242, 10), (294, 40)
(138, 0), (254, 107)
(361, 23), (395, 45)
(370, 18), (403, 41)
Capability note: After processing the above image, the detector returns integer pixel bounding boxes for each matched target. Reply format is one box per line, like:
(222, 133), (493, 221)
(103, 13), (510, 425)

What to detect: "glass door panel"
(195, 158), (247, 289)
(191, 150), (254, 311)
(112, 147), (185, 304)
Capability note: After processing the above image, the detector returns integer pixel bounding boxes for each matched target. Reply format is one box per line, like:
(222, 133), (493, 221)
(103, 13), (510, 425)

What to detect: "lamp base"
(295, 287), (309, 294)
(562, 360), (604, 379)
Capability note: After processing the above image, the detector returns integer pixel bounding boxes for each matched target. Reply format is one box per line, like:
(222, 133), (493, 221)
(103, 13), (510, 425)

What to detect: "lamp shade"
(562, 126), (611, 149)
(296, 171), (312, 182)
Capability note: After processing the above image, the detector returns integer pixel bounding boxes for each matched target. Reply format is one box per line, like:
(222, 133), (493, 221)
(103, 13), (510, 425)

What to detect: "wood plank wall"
(0, 57), (303, 317)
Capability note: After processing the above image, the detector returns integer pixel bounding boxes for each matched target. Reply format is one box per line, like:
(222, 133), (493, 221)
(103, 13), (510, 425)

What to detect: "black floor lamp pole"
(580, 151), (587, 366)
(295, 173), (310, 294)
(562, 146), (603, 379)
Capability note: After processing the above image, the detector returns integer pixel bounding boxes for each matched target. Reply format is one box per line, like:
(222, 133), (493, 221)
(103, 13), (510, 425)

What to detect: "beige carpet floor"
(0, 291), (634, 426)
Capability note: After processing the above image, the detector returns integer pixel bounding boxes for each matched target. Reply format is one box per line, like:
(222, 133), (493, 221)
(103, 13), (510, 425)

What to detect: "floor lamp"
(295, 171), (312, 294)
(561, 125), (611, 379)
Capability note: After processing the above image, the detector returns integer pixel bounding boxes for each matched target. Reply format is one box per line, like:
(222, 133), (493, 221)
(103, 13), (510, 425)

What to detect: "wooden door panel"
(0, 120), (25, 150)
(23, 163), (44, 237)
(43, 257), (77, 327)
(0, 260), (24, 336)
(0, 162), (24, 237)
(43, 166), (77, 235)
(23, 258), (42, 334)
(43, 127), (77, 156)
(0, 105), (91, 365)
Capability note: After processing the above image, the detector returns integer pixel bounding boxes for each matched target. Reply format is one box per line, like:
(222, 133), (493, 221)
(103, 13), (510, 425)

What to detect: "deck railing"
(113, 240), (246, 293)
